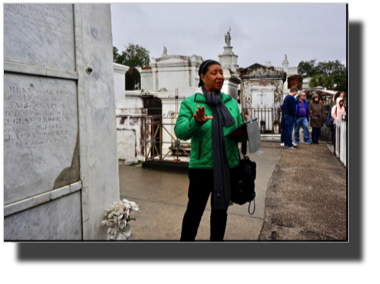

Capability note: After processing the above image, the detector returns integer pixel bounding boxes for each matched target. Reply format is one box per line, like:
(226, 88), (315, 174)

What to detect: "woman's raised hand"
(193, 105), (213, 123)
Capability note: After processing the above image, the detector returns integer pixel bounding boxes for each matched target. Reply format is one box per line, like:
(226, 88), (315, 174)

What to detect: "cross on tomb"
(257, 92), (266, 105)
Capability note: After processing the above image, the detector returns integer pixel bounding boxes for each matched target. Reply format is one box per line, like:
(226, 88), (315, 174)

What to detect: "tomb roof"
(237, 63), (286, 81)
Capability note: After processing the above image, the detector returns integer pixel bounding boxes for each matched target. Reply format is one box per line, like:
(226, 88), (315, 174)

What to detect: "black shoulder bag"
(230, 142), (256, 215)
(326, 106), (337, 127)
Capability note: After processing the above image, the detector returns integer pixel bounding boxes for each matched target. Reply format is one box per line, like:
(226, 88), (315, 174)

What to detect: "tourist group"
(281, 87), (346, 149)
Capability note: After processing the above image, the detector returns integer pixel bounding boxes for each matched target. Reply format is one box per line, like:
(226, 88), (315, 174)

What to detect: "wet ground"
(119, 146), (281, 241)
(118, 140), (346, 241)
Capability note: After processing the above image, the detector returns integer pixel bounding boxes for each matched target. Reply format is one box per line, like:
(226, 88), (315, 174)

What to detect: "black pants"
(331, 125), (336, 145)
(312, 127), (321, 143)
(180, 167), (239, 241)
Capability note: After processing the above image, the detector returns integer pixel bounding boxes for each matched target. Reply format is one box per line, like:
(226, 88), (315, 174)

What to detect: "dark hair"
(198, 60), (221, 87)
(290, 87), (298, 93)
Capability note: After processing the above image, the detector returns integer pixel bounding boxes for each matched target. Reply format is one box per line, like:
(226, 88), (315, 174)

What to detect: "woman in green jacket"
(174, 60), (245, 241)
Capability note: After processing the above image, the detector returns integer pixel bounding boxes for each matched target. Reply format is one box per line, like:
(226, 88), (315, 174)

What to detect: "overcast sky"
(111, 4), (346, 69)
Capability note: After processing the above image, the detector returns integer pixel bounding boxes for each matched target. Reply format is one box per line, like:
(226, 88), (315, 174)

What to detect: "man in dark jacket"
(282, 87), (298, 149)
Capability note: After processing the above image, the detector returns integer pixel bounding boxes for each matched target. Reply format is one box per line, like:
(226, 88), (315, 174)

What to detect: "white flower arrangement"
(101, 199), (140, 240)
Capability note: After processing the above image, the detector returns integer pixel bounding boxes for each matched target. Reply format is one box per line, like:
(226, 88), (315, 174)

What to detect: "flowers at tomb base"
(101, 199), (140, 240)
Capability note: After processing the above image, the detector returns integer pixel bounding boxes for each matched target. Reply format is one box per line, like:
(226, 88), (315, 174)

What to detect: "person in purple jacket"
(294, 91), (312, 144)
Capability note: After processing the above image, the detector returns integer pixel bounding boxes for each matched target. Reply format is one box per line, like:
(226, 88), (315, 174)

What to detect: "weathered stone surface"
(150, 54), (202, 91)
(4, 192), (82, 240)
(4, 4), (119, 240)
(4, 191), (50, 217)
(69, 181), (82, 193)
(76, 4), (120, 240)
(259, 143), (347, 241)
(4, 4), (75, 71)
(4, 73), (78, 205)
(50, 185), (70, 200)
(117, 130), (136, 161)
(113, 63), (129, 108)
(139, 68), (153, 91)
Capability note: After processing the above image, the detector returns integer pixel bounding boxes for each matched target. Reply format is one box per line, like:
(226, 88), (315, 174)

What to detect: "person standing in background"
(283, 87), (298, 149)
(309, 93), (324, 144)
(339, 92), (347, 112)
(294, 91), (312, 145)
(331, 97), (346, 148)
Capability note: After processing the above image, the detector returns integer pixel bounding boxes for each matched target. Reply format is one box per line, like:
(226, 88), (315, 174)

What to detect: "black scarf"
(202, 87), (235, 210)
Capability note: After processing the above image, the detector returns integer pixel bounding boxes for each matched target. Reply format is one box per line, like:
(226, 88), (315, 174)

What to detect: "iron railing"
(245, 107), (279, 133)
(334, 119), (347, 167)
(144, 119), (190, 163)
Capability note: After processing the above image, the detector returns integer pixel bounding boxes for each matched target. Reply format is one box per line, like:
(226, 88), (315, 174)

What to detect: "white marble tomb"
(4, 4), (119, 240)
(4, 74), (78, 205)
(113, 62), (130, 108)
(238, 63), (286, 131)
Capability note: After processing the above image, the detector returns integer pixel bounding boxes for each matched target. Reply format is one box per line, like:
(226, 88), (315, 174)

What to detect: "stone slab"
(76, 4), (120, 240)
(4, 4), (75, 71)
(4, 184), (81, 217)
(4, 61), (46, 77)
(4, 61), (78, 80)
(4, 191), (50, 217)
(70, 181), (82, 193)
(50, 185), (70, 200)
(4, 73), (78, 204)
(4, 191), (82, 240)
(117, 130), (136, 161)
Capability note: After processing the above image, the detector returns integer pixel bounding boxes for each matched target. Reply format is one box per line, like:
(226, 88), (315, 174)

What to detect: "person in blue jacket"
(294, 91), (312, 144)
(282, 87), (298, 149)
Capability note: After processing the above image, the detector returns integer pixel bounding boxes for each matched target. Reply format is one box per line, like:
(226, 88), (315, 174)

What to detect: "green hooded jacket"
(174, 89), (245, 169)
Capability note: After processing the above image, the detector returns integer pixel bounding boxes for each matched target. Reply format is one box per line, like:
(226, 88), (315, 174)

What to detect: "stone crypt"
(4, 4), (119, 240)
(237, 63), (286, 132)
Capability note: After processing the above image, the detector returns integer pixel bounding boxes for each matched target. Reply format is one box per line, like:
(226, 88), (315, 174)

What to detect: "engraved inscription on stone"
(4, 73), (78, 205)
(4, 4), (75, 71)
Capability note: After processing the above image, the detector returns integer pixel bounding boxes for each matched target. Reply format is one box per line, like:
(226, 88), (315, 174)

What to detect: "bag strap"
(248, 199), (256, 215)
(241, 141), (247, 156)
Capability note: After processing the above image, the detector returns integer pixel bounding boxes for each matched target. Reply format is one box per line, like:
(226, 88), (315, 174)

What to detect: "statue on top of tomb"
(162, 46), (168, 57)
(225, 27), (231, 46)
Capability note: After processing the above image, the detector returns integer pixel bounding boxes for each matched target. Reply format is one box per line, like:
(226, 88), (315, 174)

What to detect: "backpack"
(230, 142), (256, 215)
(325, 106), (337, 127)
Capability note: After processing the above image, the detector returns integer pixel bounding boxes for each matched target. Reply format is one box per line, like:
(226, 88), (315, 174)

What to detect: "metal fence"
(245, 108), (279, 133)
(334, 119), (347, 167)
(144, 119), (190, 163)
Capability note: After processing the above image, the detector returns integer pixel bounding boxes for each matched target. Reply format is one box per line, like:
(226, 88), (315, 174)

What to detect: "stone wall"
(114, 63), (129, 108)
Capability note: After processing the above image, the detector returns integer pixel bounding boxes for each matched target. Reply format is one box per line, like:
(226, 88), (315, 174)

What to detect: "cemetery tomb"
(237, 63), (286, 132)
(4, 4), (119, 240)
